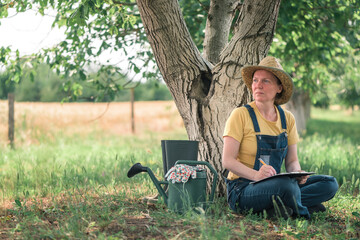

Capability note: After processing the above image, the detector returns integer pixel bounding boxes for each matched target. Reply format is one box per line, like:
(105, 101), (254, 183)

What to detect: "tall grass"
(0, 105), (360, 239)
(2, 107), (358, 200)
(298, 108), (360, 189)
(0, 131), (187, 200)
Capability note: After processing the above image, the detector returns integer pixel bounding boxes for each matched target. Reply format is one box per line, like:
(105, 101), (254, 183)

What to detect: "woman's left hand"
(296, 170), (309, 184)
(285, 145), (308, 184)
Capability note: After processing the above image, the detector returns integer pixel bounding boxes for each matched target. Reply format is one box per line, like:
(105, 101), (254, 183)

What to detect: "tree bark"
(137, 0), (281, 195)
(202, 0), (239, 64)
(286, 89), (311, 135)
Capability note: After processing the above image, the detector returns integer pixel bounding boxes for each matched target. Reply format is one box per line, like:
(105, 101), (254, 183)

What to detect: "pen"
(258, 158), (267, 166)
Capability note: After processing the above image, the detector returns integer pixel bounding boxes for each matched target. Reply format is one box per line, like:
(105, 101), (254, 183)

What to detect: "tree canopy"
(272, 1), (360, 97)
(1, 0), (149, 99)
(0, 0), (359, 104)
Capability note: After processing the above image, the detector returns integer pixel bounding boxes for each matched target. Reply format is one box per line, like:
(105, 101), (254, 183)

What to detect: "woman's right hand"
(254, 165), (277, 181)
(223, 137), (278, 181)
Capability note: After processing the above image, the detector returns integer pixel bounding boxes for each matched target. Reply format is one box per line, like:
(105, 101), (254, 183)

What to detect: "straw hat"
(241, 56), (294, 105)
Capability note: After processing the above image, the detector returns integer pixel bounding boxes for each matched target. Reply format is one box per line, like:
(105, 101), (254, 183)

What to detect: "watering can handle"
(174, 160), (218, 203)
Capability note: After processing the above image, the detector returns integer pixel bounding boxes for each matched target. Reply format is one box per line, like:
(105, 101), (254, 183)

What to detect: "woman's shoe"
(308, 203), (326, 214)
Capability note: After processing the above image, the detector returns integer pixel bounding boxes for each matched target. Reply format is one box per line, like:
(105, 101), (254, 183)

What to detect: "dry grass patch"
(0, 100), (184, 146)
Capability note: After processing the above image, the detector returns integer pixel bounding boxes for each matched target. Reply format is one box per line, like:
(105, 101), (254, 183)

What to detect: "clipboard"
(250, 172), (316, 184)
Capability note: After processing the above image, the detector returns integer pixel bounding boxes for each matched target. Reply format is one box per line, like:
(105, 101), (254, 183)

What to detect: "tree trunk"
(137, 0), (281, 195)
(285, 89), (311, 135)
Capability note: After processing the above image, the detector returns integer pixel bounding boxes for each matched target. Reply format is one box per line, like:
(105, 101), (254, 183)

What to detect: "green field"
(0, 107), (360, 239)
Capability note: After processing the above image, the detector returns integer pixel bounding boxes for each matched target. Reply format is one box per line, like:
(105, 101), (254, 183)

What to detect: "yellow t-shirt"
(223, 101), (299, 180)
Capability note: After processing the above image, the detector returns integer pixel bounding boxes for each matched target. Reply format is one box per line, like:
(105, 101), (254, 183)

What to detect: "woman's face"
(252, 70), (283, 104)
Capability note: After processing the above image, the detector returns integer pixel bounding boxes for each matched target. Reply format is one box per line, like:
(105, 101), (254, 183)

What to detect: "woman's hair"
(274, 75), (283, 100)
(251, 71), (282, 85)
(274, 75), (282, 86)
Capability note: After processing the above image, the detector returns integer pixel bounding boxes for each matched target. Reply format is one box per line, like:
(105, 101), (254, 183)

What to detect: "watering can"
(127, 160), (218, 213)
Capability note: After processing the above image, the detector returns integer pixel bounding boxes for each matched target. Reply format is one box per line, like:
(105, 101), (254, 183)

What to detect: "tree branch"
(203, 0), (238, 64)
(112, 1), (137, 6)
(300, 4), (359, 11)
(195, 0), (210, 12)
(233, 1), (243, 12)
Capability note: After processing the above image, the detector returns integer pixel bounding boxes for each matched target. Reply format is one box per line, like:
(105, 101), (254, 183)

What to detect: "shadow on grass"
(305, 118), (360, 144)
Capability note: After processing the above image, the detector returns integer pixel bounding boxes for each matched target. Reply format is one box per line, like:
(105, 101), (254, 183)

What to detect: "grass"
(0, 104), (360, 239)
(298, 108), (360, 188)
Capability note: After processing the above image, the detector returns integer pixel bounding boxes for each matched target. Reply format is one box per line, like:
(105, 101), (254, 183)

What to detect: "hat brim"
(241, 65), (294, 105)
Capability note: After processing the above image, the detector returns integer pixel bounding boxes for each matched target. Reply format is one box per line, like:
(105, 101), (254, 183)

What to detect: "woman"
(222, 56), (338, 219)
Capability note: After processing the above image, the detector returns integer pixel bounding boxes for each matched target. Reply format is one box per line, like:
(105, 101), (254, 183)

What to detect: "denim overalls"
(245, 104), (288, 173)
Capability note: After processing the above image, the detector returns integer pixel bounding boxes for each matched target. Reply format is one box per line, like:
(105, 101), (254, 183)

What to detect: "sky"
(0, 8), (152, 81)
(0, 9), (65, 56)
(0, 8), (128, 65)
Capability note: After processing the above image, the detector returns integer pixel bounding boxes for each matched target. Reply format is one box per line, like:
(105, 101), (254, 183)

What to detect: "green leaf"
(15, 199), (22, 208)
(133, 65), (140, 74)
(353, 212), (360, 219)
(57, 18), (67, 27)
(30, 71), (35, 82)
(79, 70), (86, 80)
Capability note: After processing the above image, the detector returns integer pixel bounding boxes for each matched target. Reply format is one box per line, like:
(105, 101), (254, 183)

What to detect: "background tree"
(0, 71), (14, 98)
(14, 64), (66, 101)
(270, 0), (360, 132)
(14, 65), (172, 102)
(336, 52), (360, 112)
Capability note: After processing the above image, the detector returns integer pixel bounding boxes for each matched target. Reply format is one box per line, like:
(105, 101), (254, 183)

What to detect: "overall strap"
(245, 104), (287, 132)
(244, 105), (260, 133)
(276, 105), (287, 130)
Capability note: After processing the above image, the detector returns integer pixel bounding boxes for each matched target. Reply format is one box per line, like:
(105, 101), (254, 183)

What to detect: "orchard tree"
(1, 0), (359, 193)
(271, 1), (360, 132)
(336, 52), (360, 112)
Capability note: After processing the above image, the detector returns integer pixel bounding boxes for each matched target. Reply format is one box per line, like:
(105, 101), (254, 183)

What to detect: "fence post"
(130, 88), (135, 134)
(8, 93), (14, 148)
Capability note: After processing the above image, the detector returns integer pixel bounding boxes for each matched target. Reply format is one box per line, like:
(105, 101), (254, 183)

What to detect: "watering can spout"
(127, 163), (147, 178)
(127, 163), (168, 203)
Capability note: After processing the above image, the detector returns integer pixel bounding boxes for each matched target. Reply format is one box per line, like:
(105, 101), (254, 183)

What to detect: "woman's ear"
(277, 84), (283, 94)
